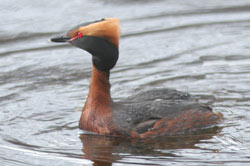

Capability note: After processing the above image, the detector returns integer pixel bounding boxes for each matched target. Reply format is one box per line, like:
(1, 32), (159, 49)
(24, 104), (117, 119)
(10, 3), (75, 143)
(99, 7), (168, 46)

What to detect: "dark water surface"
(1, 0), (250, 165)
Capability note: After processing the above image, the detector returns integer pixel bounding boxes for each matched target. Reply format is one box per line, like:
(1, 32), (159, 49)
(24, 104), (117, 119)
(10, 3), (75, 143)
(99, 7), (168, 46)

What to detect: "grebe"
(51, 18), (222, 138)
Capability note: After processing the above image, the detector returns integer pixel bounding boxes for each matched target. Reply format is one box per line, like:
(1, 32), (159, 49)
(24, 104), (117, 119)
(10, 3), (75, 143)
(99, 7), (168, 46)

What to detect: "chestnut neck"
(86, 65), (111, 107)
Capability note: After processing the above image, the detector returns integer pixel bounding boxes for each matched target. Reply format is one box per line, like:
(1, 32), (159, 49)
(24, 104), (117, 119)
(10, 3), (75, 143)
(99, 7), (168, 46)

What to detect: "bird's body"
(51, 18), (222, 138)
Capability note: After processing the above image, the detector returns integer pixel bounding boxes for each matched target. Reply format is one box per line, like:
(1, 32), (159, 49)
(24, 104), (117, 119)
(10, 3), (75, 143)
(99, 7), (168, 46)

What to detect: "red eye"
(77, 32), (83, 38)
(69, 32), (83, 42)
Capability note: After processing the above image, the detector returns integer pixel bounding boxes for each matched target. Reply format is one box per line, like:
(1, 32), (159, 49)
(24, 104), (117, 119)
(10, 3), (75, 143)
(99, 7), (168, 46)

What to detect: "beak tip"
(48, 38), (53, 43)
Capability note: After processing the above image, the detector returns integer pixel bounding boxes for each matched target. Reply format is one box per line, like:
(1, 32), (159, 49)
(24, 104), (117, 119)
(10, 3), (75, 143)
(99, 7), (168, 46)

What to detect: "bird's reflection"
(79, 127), (221, 166)
(79, 134), (121, 166)
(80, 127), (221, 166)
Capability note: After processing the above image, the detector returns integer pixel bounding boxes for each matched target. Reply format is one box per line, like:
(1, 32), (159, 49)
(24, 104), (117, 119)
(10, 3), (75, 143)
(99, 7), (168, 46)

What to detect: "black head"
(51, 18), (120, 72)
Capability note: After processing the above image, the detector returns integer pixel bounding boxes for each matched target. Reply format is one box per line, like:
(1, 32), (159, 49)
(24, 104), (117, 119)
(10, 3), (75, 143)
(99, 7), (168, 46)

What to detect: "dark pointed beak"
(50, 35), (70, 43)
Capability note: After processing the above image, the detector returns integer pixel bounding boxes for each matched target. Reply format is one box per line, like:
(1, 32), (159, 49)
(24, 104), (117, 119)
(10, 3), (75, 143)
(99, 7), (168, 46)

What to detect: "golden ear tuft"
(77, 18), (120, 48)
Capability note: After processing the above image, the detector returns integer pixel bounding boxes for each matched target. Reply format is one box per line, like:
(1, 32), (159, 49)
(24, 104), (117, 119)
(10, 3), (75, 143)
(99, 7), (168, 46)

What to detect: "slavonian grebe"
(51, 18), (222, 138)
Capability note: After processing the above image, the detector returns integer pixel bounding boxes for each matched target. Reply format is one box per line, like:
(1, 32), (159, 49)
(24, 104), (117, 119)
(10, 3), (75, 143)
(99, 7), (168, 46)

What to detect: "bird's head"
(51, 18), (120, 72)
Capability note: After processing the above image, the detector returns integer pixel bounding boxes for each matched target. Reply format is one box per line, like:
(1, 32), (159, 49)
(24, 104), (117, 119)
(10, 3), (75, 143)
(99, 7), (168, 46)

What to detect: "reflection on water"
(80, 127), (221, 166)
(1, 0), (250, 165)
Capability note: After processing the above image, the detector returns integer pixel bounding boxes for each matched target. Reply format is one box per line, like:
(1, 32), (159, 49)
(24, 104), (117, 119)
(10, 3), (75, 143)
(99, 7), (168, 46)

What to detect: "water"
(1, 0), (250, 165)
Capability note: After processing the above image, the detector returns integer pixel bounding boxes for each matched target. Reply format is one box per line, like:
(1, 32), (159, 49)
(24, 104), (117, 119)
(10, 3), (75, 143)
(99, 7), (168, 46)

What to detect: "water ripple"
(1, 0), (250, 165)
